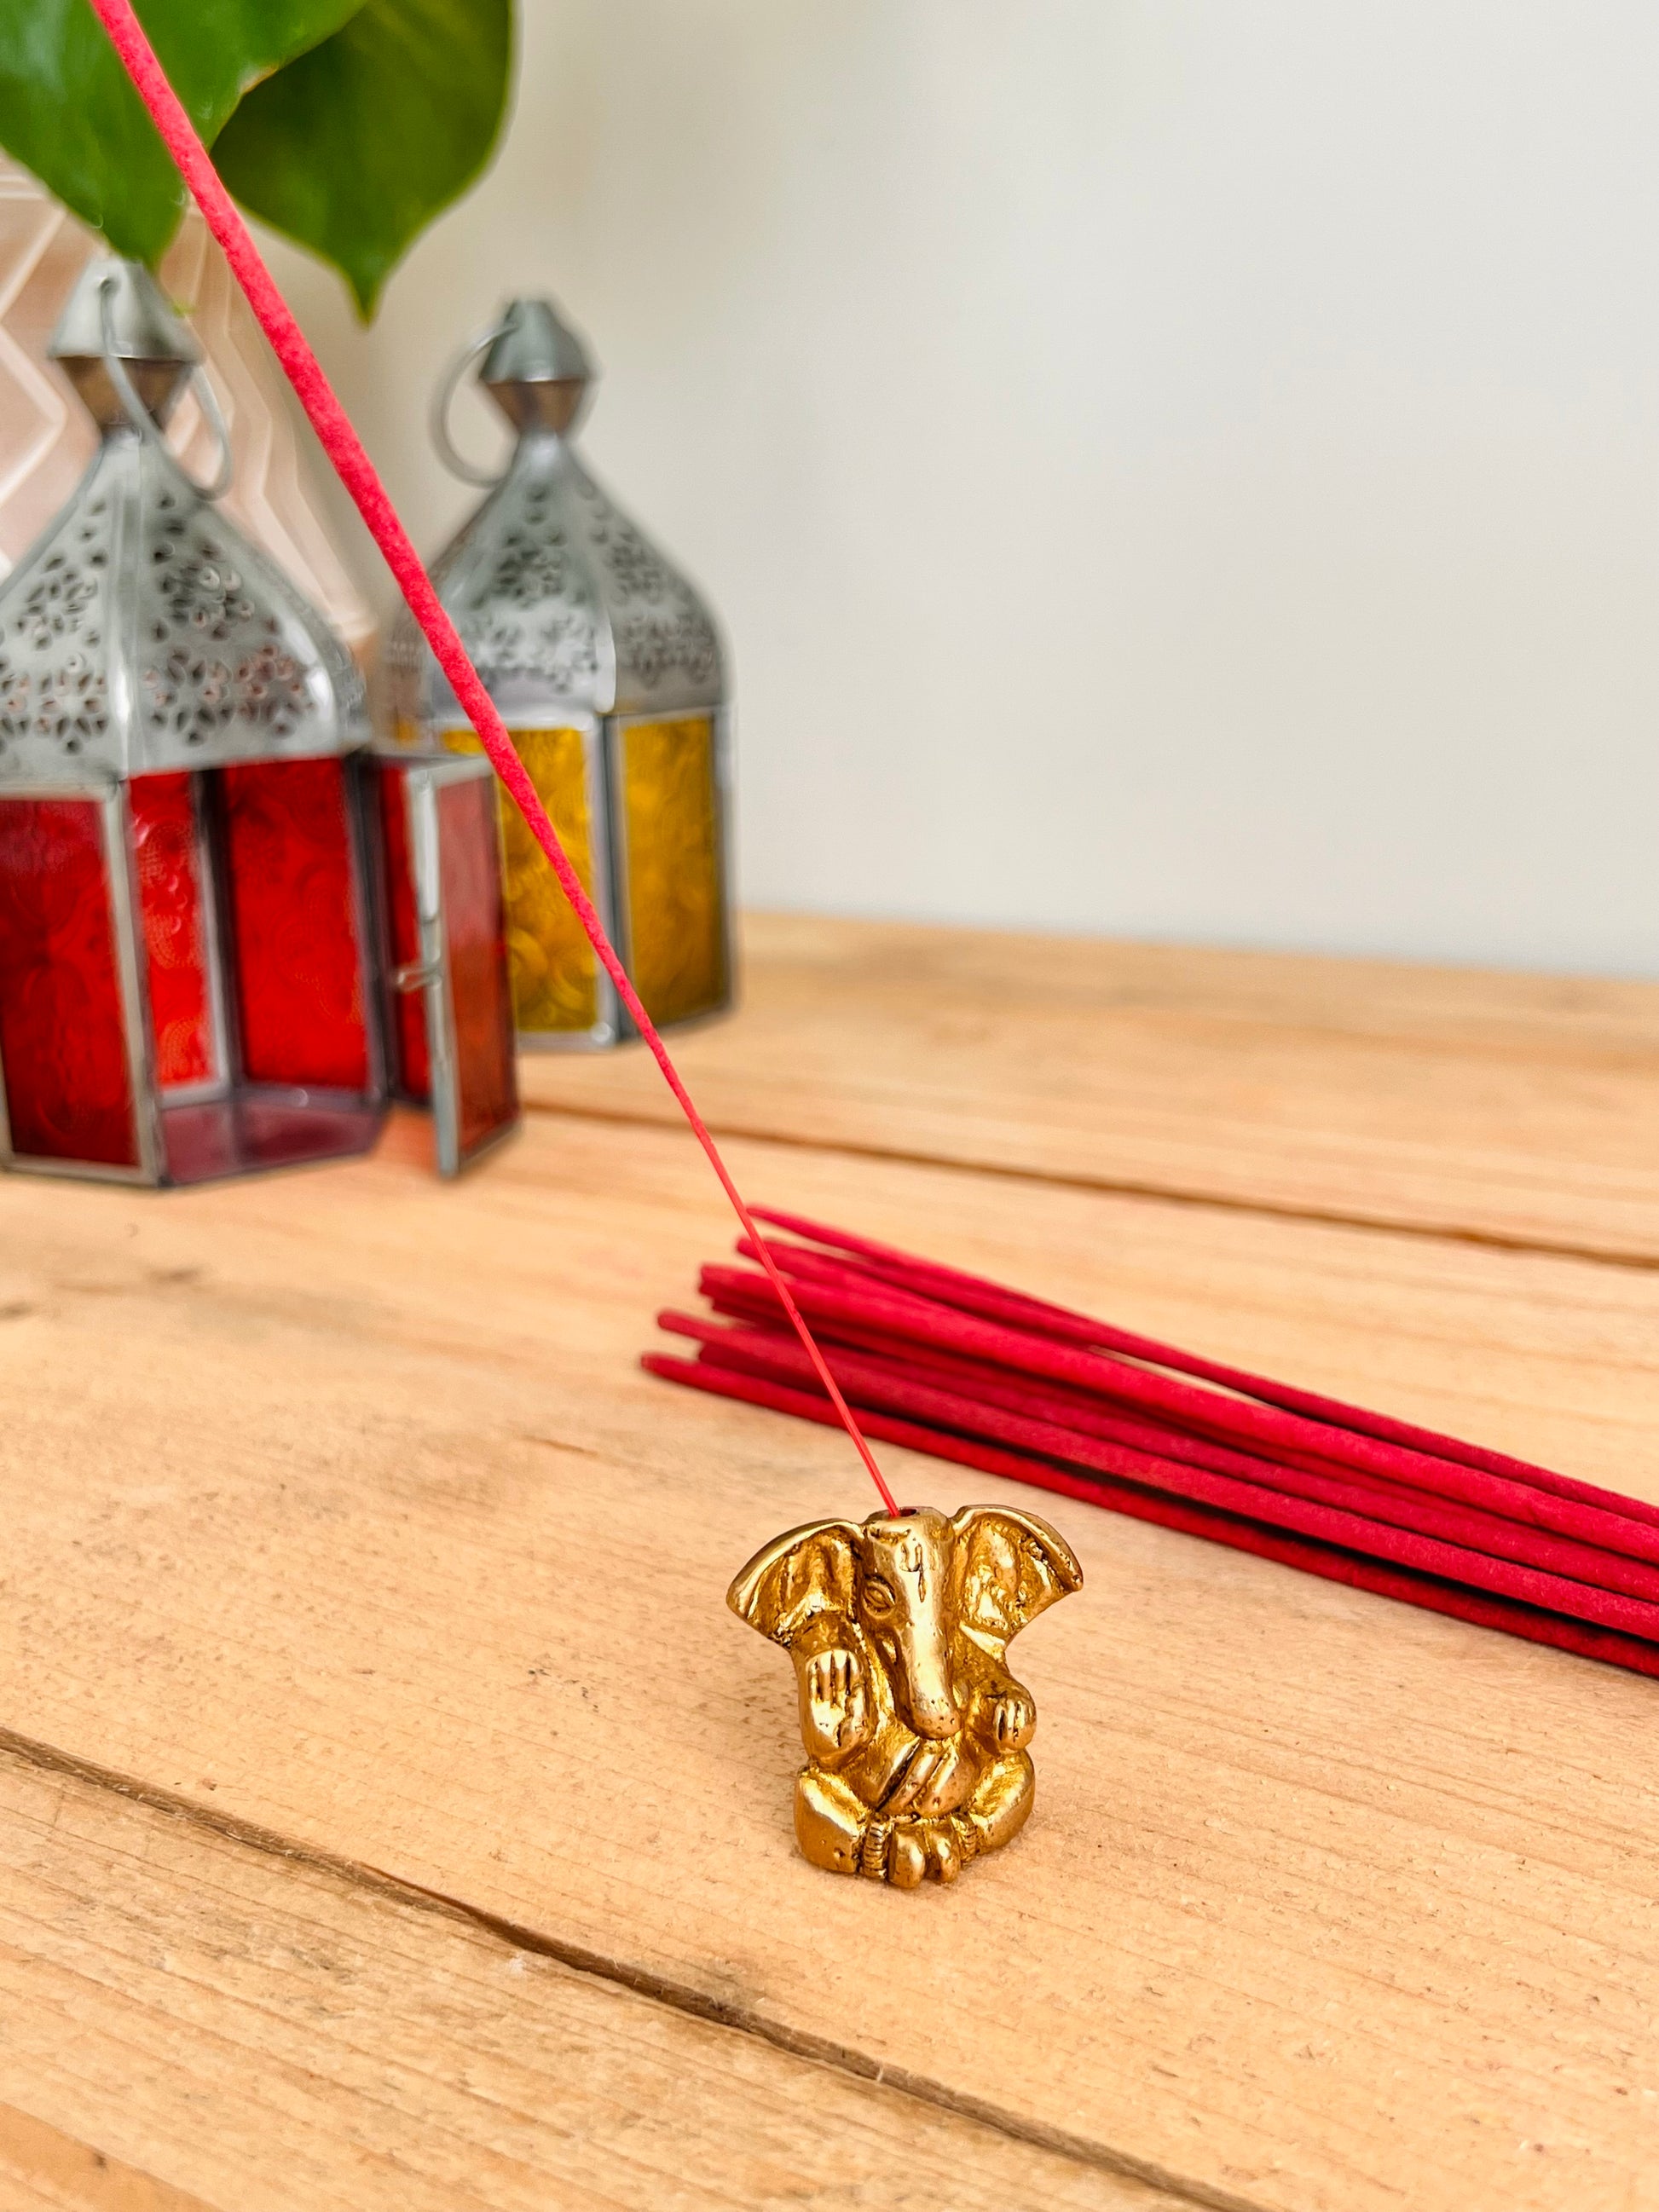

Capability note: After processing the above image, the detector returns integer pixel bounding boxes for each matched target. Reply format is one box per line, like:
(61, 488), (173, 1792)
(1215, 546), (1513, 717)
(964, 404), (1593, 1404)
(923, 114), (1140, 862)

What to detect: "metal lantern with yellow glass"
(390, 297), (731, 1049)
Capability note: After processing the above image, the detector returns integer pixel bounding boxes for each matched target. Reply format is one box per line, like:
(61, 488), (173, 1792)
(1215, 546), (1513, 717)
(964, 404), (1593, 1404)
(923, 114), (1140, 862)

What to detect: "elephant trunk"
(892, 1616), (962, 1739)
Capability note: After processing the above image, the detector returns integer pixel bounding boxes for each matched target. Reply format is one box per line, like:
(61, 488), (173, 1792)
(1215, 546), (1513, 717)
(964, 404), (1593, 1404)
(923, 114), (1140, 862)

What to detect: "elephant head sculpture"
(728, 1503), (1082, 1887)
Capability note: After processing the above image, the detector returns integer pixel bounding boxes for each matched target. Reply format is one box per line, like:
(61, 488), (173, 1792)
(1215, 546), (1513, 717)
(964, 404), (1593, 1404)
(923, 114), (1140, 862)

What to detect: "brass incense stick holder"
(729, 1505), (1082, 1886)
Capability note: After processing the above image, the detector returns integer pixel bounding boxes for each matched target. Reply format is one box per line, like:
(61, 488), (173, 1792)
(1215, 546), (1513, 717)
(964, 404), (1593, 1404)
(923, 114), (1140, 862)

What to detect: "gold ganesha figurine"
(728, 1503), (1083, 1887)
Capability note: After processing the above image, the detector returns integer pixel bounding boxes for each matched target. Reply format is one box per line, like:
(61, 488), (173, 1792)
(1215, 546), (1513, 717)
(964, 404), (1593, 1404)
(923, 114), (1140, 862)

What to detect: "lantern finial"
(49, 256), (197, 431)
(479, 297), (594, 436)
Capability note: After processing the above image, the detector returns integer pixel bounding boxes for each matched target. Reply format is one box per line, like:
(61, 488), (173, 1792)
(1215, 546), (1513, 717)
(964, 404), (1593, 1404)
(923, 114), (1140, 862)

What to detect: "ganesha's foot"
(793, 1772), (968, 1886)
(795, 1759), (1034, 1884)
(962, 1749), (1035, 1858)
(839, 1811), (968, 1887)
(792, 1776), (953, 1882)
(795, 1768), (870, 1876)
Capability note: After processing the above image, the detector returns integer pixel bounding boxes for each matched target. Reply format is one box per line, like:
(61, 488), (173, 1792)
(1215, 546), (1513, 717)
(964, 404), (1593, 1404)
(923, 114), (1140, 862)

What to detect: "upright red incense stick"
(84, 0), (896, 1516)
(85, 4), (1134, 1897)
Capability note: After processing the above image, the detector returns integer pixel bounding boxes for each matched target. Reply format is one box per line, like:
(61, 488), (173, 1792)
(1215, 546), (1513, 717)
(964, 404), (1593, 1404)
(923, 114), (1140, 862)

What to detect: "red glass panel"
(220, 757), (371, 1092)
(160, 1096), (382, 1184)
(130, 771), (214, 1089)
(0, 797), (138, 1166)
(439, 773), (517, 1158)
(374, 760), (430, 1100)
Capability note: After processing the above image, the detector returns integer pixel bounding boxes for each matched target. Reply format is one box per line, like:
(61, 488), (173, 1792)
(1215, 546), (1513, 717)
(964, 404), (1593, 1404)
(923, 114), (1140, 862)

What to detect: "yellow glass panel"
(442, 725), (598, 1035)
(621, 715), (727, 1027)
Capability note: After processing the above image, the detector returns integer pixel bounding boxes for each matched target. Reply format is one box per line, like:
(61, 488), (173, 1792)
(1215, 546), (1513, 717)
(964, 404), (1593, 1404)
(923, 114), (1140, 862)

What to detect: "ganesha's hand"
(800, 1646), (870, 1759)
(974, 1684), (1036, 1753)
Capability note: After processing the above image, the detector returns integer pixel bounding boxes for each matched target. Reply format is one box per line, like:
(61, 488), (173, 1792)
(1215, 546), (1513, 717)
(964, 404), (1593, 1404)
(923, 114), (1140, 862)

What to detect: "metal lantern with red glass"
(373, 744), (519, 1177)
(0, 257), (517, 1184)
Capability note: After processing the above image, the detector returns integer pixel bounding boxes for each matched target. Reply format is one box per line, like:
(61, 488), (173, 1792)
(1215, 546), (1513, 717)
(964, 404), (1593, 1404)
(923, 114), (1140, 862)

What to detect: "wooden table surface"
(3, 912), (1658, 2212)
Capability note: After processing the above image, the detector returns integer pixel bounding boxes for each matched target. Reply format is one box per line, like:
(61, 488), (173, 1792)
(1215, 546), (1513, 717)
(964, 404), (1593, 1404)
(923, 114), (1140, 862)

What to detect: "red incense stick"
(750, 1209), (1659, 1528)
(722, 1245), (1659, 1565)
(642, 1349), (1659, 1681)
(645, 1217), (1659, 1678)
(84, 0), (897, 1516)
(661, 1311), (1659, 1605)
(659, 1314), (1659, 1633)
(699, 1259), (1659, 1568)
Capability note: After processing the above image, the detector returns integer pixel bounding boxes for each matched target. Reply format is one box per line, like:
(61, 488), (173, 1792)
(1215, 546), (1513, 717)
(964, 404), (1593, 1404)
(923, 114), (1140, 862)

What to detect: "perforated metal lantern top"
(390, 296), (723, 729)
(0, 258), (367, 790)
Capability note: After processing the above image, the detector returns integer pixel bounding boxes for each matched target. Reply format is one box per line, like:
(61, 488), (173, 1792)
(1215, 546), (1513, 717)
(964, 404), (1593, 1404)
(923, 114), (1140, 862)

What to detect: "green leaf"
(0, 0), (363, 266)
(213, 0), (513, 319)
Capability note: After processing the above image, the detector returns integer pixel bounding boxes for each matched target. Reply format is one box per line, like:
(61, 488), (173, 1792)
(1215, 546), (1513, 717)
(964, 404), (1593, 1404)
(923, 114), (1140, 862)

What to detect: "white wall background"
(269, 1), (1659, 975)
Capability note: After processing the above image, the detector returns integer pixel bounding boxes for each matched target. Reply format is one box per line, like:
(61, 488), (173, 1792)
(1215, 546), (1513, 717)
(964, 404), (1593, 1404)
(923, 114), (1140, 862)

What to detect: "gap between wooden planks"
(517, 913), (1659, 1266)
(3, 1112), (1659, 2212)
(0, 1747), (1178, 2212)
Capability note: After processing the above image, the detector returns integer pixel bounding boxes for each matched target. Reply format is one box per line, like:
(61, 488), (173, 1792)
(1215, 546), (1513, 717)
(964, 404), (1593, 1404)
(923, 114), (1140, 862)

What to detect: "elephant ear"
(727, 1519), (859, 1648)
(951, 1505), (1082, 1648)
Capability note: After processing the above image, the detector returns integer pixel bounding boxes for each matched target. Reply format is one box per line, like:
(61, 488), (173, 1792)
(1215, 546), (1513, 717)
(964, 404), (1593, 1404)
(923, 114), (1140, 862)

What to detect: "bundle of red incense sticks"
(645, 1210), (1659, 1679)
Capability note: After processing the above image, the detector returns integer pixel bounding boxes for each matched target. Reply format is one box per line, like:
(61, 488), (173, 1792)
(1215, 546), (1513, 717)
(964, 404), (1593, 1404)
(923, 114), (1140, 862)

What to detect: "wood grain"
(0, 1749), (1171, 2212)
(0, 2101), (213, 2212)
(2, 1113), (1658, 2210)
(517, 912), (1659, 1261)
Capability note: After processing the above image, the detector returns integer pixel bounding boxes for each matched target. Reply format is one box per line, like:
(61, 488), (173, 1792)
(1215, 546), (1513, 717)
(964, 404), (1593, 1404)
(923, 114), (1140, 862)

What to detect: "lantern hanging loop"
(431, 321), (512, 488)
(98, 270), (234, 501)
